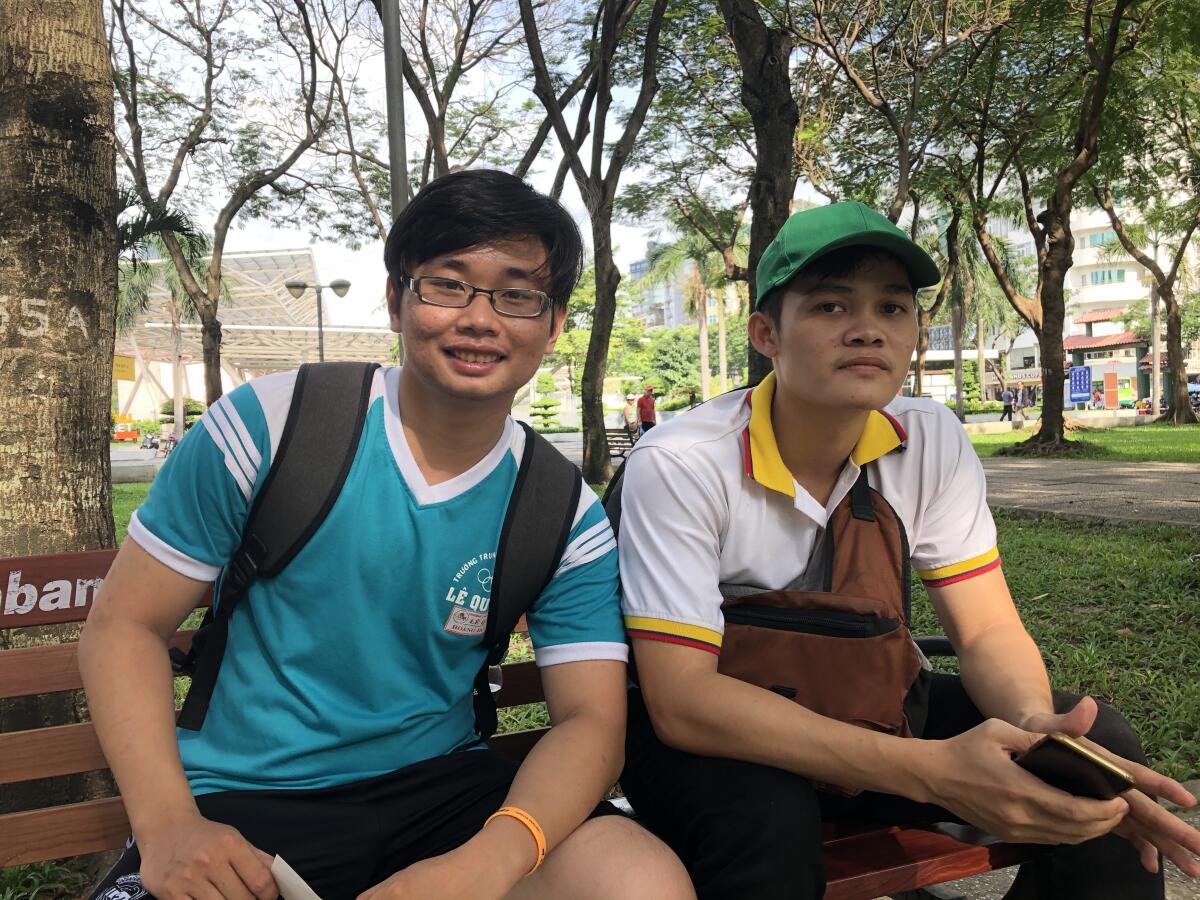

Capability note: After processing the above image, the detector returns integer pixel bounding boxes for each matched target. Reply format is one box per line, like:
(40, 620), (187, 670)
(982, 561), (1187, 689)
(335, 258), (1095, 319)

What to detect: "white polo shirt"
(619, 372), (1001, 654)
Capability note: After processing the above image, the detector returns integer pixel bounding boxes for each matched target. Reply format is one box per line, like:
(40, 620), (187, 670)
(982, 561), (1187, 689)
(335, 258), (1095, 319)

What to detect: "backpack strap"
(600, 458), (628, 538)
(176, 362), (380, 731)
(472, 422), (582, 740)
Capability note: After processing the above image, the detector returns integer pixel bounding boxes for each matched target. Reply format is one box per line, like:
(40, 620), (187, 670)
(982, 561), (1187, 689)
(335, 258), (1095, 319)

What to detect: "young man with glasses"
(81, 170), (692, 900)
(616, 202), (1200, 899)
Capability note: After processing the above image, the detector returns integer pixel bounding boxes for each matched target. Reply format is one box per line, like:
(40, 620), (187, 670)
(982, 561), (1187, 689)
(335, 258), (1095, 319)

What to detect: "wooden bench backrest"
(1, 550), (1038, 898)
(0, 550), (549, 868)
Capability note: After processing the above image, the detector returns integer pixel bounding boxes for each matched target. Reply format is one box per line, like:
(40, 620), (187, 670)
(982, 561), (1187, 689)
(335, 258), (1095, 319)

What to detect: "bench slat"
(0, 631), (195, 700)
(492, 660), (543, 708)
(823, 825), (1040, 900)
(0, 550), (117, 630)
(0, 797), (129, 867)
(0, 722), (108, 785)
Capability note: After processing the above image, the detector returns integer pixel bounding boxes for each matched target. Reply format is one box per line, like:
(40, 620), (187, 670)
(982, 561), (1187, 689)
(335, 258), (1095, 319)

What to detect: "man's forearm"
(955, 622), (1055, 727)
(500, 709), (622, 847)
(79, 620), (201, 835)
(645, 670), (939, 802)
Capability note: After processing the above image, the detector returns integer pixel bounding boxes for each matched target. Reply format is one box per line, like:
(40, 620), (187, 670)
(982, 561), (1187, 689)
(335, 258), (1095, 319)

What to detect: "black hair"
(757, 246), (914, 325)
(383, 169), (583, 307)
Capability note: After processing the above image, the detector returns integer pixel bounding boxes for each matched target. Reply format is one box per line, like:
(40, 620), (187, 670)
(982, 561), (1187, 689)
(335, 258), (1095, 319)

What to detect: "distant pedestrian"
(1015, 382), (1027, 423)
(1093, 388), (1103, 409)
(999, 386), (1014, 422)
(623, 393), (640, 441)
(638, 384), (657, 434)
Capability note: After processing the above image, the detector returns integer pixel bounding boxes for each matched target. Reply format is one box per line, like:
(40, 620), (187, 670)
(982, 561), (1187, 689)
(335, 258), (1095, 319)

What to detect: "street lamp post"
(284, 278), (351, 362)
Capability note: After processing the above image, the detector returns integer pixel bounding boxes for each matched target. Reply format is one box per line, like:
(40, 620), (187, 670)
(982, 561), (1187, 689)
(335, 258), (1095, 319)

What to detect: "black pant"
(91, 749), (619, 900)
(621, 677), (1163, 900)
(1000, 404), (1014, 421)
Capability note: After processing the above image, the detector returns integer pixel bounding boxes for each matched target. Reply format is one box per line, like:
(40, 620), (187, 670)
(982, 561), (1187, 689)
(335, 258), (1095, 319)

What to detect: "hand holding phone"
(1016, 732), (1136, 800)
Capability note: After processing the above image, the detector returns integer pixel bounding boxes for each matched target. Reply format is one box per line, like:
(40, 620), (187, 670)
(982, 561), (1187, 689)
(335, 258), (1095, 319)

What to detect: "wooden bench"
(605, 427), (636, 459)
(0, 549), (1039, 898)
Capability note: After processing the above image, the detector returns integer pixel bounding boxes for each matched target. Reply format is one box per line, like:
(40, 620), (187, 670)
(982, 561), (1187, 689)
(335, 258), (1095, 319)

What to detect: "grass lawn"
(108, 485), (1199, 780)
(111, 482), (149, 544)
(970, 422), (1200, 462)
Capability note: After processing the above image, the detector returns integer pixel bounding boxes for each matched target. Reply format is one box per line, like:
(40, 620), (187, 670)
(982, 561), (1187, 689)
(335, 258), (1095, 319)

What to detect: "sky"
(217, 14), (665, 330)
(225, 183), (657, 329)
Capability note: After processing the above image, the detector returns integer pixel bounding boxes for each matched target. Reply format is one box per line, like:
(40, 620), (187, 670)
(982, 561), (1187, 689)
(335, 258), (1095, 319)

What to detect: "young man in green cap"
(617, 201), (1200, 898)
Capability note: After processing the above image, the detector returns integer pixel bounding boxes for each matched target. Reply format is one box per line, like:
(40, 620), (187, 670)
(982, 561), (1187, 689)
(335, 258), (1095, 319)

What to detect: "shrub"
(529, 397), (561, 430)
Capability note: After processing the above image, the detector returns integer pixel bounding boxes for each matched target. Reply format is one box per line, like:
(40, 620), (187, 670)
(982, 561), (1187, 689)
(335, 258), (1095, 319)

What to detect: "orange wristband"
(484, 805), (547, 876)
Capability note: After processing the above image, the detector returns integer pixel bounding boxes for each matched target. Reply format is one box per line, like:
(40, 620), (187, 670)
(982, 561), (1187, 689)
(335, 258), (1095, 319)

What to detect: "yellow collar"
(742, 372), (907, 497)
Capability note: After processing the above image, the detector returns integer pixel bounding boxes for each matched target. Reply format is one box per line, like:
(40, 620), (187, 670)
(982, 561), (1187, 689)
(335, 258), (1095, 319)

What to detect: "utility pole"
(379, 0), (411, 218)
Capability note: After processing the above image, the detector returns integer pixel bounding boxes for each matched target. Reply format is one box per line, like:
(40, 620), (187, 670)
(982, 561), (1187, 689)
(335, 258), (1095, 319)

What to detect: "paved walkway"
(983, 458), (1200, 528)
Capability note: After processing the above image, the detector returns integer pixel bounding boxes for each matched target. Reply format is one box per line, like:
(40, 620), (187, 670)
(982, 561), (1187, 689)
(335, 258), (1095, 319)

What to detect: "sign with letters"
(1068, 366), (1092, 403)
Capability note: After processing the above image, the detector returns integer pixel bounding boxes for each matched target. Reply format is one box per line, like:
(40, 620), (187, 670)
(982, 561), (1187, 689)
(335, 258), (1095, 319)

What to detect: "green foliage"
(534, 373), (557, 396)
(961, 360), (981, 403)
(0, 861), (87, 900)
(529, 397), (561, 430)
(160, 398), (206, 418)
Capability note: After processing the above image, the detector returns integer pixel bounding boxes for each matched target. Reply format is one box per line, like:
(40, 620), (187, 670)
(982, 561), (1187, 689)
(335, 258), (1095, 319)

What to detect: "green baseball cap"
(754, 201), (941, 307)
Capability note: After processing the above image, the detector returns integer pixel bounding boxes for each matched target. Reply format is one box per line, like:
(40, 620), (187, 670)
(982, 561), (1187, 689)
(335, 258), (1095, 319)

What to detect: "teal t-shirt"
(130, 366), (627, 795)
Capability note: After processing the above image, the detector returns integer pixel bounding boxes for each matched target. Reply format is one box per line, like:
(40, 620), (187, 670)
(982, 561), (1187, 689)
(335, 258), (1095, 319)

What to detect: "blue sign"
(1069, 366), (1092, 403)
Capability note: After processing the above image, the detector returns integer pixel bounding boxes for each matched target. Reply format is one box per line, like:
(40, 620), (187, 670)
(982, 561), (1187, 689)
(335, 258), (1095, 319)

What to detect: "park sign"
(1069, 365), (1092, 403)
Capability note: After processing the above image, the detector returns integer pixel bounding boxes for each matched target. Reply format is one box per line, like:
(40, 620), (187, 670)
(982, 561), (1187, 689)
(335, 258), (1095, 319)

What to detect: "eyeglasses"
(400, 273), (552, 319)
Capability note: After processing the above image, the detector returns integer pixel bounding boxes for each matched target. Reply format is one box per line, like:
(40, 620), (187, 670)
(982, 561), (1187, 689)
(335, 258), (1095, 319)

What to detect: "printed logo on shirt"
(442, 551), (495, 637)
(99, 874), (148, 900)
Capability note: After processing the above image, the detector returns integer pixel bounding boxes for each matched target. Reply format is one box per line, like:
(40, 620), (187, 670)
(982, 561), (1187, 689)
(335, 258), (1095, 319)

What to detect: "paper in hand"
(271, 855), (322, 900)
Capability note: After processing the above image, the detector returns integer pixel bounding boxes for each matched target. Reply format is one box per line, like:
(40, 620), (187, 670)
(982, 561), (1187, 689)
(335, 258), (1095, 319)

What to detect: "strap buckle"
(488, 664), (503, 694)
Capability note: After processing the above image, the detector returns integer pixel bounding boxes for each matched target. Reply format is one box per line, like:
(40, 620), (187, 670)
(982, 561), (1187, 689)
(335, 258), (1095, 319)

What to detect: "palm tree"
(641, 232), (726, 400)
(117, 191), (210, 438)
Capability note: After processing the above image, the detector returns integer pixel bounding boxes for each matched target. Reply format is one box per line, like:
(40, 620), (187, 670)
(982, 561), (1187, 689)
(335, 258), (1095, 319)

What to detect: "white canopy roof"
(117, 248), (395, 374)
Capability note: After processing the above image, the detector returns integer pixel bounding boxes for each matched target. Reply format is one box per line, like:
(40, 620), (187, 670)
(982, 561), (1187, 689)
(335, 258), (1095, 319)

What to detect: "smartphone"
(1016, 733), (1136, 800)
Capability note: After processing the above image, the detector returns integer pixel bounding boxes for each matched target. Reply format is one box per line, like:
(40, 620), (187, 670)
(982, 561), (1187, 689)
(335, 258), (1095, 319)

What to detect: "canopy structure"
(117, 248), (395, 376)
(114, 249), (396, 420)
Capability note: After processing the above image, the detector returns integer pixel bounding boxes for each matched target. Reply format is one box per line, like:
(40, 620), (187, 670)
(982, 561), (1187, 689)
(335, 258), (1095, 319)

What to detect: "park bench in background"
(0, 549), (1040, 898)
(605, 427), (636, 459)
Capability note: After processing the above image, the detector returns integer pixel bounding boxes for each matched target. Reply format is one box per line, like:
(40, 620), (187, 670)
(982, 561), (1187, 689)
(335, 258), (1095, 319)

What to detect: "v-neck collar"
(382, 366), (517, 506)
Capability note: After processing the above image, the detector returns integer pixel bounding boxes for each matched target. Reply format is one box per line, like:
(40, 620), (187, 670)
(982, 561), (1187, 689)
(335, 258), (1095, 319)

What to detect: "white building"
(1000, 207), (1200, 403)
(628, 251), (689, 328)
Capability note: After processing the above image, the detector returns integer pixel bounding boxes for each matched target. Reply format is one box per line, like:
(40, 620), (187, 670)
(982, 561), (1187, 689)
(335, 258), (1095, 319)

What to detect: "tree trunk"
(1032, 223), (1071, 445)
(718, 283), (732, 391)
(0, 0), (118, 815)
(581, 214), (618, 484)
(952, 298), (965, 422)
(201, 315), (223, 406)
(697, 281), (711, 401)
(1159, 290), (1198, 424)
(914, 307), (930, 397)
(716, 0), (799, 387)
(976, 312), (987, 401)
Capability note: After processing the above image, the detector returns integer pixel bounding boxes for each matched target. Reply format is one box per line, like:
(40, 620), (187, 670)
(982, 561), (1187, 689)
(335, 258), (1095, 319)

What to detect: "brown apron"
(718, 468), (931, 750)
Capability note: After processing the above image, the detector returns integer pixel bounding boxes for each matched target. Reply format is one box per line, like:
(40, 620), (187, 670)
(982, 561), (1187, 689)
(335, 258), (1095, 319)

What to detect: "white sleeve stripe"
(202, 417), (253, 500)
(559, 519), (612, 564)
(534, 641), (629, 667)
(554, 536), (617, 577)
(213, 396), (262, 470)
(208, 400), (259, 486)
(571, 486), (600, 530)
(127, 512), (222, 582)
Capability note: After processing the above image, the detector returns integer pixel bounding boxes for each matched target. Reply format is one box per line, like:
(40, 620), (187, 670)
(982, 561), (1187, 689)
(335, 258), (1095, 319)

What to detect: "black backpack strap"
(600, 458), (628, 538)
(472, 422), (582, 740)
(176, 362), (380, 730)
(849, 467), (875, 521)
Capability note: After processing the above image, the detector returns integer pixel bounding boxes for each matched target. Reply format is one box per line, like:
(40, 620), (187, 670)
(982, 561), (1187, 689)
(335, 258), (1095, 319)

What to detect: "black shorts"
(89, 748), (622, 900)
